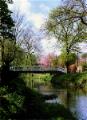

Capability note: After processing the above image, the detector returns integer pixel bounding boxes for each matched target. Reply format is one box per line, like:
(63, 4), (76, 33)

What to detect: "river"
(35, 84), (87, 120)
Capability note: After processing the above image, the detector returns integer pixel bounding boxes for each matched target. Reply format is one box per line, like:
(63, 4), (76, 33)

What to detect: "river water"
(66, 90), (87, 120)
(36, 85), (87, 120)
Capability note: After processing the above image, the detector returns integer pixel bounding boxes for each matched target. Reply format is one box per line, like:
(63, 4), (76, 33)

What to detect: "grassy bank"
(51, 72), (87, 89)
(0, 71), (76, 120)
(0, 85), (76, 120)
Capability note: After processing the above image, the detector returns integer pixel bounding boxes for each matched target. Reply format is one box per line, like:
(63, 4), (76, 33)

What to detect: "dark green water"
(36, 85), (87, 120)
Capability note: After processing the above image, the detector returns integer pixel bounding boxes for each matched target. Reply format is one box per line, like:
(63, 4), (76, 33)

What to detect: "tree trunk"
(1, 40), (4, 67)
(66, 62), (70, 73)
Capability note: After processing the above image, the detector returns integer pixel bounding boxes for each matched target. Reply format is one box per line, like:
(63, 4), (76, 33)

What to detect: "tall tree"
(0, 0), (15, 67)
(45, 7), (86, 72)
(12, 10), (26, 44)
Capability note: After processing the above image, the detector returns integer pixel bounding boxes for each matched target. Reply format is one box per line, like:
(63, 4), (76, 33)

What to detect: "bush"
(82, 63), (87, 71)
(51, 72), (87, 89)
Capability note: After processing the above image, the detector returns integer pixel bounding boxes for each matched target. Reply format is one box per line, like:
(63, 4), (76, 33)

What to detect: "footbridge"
(10, 66), (67, 74)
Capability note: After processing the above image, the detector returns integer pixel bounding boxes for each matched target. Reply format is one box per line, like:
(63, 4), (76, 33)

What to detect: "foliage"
(0, 0), (15, 67)
(2, 39), (16, 65)
(51, 72), (87, 89)
(0, 0), (15, 38)
(0, 74), (76, 120)
(58, 52), (77, 66)
(10, 45), (37, 67)
(11, 45), (25, 66)
(82, 63), (87, 71)
(33, 74), (52, 84)
(0, 75), (25, 119)
(24, 53), (37, 66)
(46, 6), (86, 47)
(45, 5), (86, 72)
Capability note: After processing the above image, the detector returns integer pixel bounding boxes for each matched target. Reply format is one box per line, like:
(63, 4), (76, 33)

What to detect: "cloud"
(79, 43), (87, 53)
(41, 37), (61, 55)
(29, 13), (45, 29)
(39, 4), (50, 12)
(8, 0), (46, 29)
(9, 0), (31, 13)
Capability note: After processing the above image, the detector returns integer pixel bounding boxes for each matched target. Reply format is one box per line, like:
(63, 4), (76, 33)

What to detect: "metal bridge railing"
(10, 66), (66, 73)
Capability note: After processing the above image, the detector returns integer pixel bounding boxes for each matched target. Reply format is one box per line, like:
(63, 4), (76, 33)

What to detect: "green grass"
(51, 72), (87, 89)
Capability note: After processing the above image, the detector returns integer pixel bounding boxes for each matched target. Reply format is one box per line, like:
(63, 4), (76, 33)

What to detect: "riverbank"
(0, 86), (76, 120)
(0, 71), (76, 120)
(51, 72), (87, 89)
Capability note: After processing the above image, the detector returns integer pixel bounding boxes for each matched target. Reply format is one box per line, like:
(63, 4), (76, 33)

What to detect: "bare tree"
(60, 0), (87, 25)
(12, 10), (43, 66)
(12, 10), (26, 44)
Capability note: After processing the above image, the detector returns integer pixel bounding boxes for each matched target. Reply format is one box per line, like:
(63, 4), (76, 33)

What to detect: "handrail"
(9, 66), (66, 73)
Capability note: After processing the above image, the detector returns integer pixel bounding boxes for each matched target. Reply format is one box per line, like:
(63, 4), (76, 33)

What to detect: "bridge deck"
(10, 67), (66, 74)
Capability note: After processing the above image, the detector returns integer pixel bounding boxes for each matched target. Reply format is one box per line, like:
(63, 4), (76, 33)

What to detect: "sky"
(8, 0), (87, 56)
(9, 0), (61, 29)
(8, 0), (62, 56)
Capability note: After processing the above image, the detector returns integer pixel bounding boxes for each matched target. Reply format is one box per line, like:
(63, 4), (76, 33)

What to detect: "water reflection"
(45, 98), (60, 103)
(76, 96), (87, 120)
(56, 89), (87, 120)
(36, 85), (87, 120)
(67, 91), (87, 120)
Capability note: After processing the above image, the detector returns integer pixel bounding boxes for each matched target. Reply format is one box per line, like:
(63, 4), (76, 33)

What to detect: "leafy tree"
(0, 0), (15, 67)
(2, 39), (16, 67)
(0, 0), (14, 38)
(58, 52), (77, 67)
(11, 45), (25, 66)
(10, 44), (37, 67)
(52, 0), (87, 40)
(24, 53), (37, 66)
(46, 6), (86, 72)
